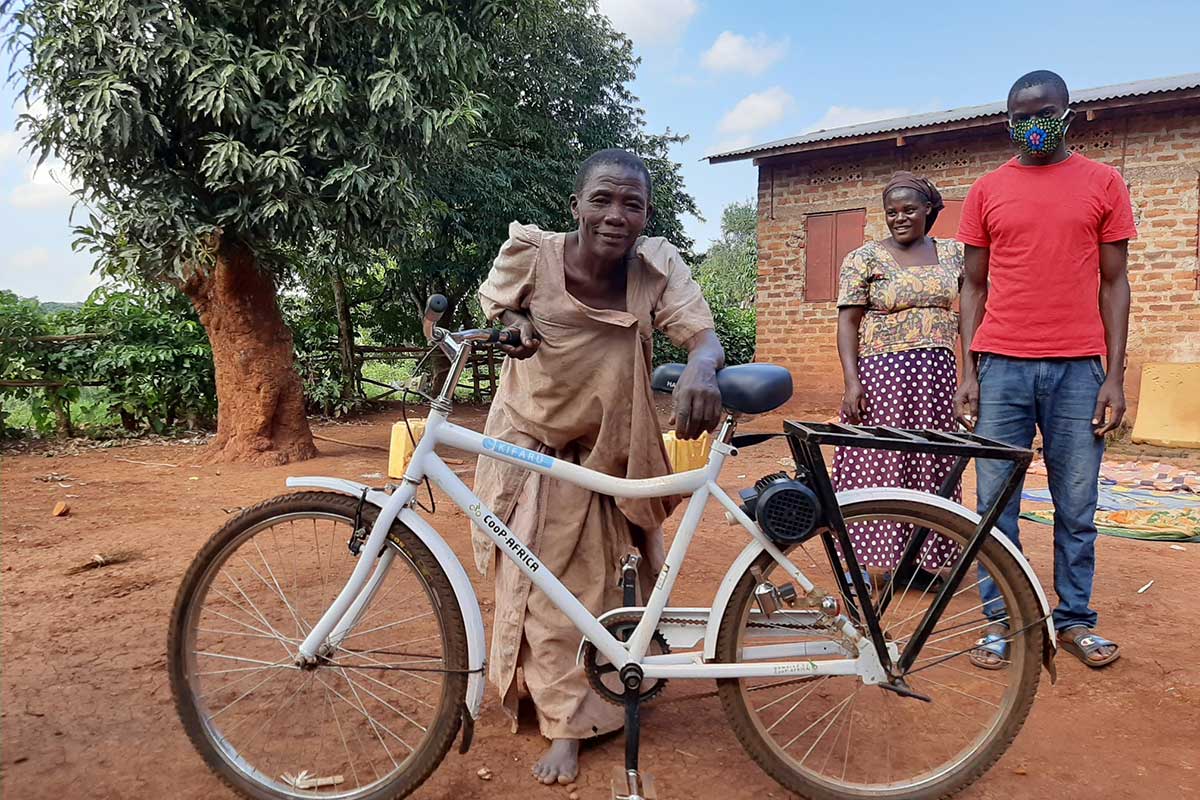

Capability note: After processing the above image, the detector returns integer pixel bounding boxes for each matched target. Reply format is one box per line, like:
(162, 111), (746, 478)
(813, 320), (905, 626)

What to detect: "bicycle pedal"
(611, 766), (657, 800)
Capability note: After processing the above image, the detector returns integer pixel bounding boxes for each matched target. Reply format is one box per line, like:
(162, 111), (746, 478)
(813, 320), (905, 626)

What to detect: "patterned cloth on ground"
(1027, 459), (1200, 493)
(1020, 508), (1200, 543)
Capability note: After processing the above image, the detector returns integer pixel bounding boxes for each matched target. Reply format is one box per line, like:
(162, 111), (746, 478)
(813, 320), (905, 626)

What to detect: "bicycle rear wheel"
(168, 491), (467, 800)
(715, 497), (1044, 800)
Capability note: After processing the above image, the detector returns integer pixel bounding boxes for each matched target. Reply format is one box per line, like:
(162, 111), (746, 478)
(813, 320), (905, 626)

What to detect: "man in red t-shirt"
(954, 70), (1135, 671)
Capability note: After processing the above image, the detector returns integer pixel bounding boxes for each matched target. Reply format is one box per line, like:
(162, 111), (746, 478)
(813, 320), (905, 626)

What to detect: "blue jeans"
(975, 355), (1106, 631)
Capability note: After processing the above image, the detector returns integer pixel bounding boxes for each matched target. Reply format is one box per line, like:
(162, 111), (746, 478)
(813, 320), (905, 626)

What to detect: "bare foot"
(532, 738), (579, 785)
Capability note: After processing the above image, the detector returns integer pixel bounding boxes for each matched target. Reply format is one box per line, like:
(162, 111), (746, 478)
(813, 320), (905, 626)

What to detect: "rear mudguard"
(704, 488), (1057, 681)
(285, 478), (488, 717)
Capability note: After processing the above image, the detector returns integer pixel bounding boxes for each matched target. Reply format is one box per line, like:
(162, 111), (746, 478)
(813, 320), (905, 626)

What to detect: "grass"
(359, 357), (496, 403)
(1, 387), (121, 436)
(3, 357), (495, 438)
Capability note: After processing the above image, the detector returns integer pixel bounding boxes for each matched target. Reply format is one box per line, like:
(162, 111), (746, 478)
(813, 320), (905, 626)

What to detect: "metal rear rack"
(780, 420), (1033, 681)
(784, 421), (1033, 465)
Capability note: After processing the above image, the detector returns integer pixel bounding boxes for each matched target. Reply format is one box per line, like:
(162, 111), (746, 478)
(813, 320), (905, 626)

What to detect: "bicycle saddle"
(651, 363), (793, 415)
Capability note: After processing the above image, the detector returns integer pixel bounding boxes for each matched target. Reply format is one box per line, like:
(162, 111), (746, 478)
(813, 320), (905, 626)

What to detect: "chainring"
(582, 613), (672, 705)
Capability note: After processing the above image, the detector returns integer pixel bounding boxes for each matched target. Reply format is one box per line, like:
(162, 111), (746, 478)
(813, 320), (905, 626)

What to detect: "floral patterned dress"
(831, 238), (965, 571)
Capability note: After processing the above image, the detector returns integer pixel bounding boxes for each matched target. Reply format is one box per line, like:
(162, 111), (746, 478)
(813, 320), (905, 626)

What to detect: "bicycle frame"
(294, 404), (887, 684)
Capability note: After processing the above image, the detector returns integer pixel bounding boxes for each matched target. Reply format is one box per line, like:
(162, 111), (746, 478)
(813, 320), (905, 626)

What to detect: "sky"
(2, 0), (1199, 302)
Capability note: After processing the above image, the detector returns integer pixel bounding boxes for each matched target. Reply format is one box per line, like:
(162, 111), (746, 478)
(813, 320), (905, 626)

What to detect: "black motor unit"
(738, 472), (822, 544)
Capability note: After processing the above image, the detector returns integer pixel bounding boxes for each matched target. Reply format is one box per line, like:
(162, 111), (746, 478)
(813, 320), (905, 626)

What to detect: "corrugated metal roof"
(707, 72), (1200, 162)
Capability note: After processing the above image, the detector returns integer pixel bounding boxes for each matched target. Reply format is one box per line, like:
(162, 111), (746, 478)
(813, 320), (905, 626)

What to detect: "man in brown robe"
(472, 149), (724, 784)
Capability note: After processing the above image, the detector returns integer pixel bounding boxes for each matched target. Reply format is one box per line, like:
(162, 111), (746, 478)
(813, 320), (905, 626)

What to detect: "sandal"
(1059, 626), (1121, 668)
(968, 632), (1009, 671)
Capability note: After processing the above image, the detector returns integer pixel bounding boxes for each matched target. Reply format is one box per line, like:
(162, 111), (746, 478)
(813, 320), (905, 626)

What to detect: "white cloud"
(718, 87), (794, 135)
(3, 246), (52, 274)
(803, 105), (917, 134)
(1, 246), (100, 303)
(706, 136), (754, 157)
(8, 159), (80, 209)
(596, 0), (698, 46)
(0, 131), (24, 162)
(701, 31), (789, 76)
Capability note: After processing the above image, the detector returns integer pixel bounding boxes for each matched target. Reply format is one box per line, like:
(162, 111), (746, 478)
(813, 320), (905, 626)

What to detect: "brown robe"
(472, 222), (714, 739)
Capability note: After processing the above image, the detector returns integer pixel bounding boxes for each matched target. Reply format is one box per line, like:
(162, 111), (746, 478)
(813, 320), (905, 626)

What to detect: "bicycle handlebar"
(423, 294), (523, 348)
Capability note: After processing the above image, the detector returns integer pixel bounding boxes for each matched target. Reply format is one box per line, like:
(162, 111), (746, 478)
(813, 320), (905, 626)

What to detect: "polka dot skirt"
(832, 347), (963, 571)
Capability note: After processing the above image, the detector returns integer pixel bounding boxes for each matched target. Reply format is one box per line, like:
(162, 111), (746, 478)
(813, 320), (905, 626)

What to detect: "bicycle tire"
(167, 491), (468, 800)
(715, 497), (1043, 800)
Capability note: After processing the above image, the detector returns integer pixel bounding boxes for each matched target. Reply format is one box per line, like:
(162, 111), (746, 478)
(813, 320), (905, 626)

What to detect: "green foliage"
(74, 288), (216, 431)
(277, 279), (356, 417)
(693, 200), (758, 308)
(653, 304), (757, 368)
(653, 201), (759, 368)
(33, 300), (84, 314)
(0, 290), (74, 435)
(362, 0), (701, 327)
(0, 288), (215, 436)
(10, 0), (517, 282)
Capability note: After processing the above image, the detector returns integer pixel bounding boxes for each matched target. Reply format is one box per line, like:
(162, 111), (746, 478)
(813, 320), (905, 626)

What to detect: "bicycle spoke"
(197, 654), (296, 698)
(326, 682), (363, 788)
(217, 578), (294, 656)
(818, 690), (856, 775)
(197, 626), (294, 643)
(207, 666), (287, 721)
(331, 641), (440, 687)
(353, 587), (420, 629)
(910, 675), (1000, 709)
(198, 664), (297, 677)
(315, 671), (406, 763)
(781, 693), (855, 752)
(229, 671), (313, 758)
(331, 667), (429, 734)
(314, 676), (388, 782)
(250, 538), (311, 638)
(728, 505), (1040, 795)
(801, 691), (856, 767)
(764, 677), (830, 731)
(340, 610), (434, 642)
(884, 577), (985, 635)
(905, 615), (1009, 650)
(341, 665), (436, 711)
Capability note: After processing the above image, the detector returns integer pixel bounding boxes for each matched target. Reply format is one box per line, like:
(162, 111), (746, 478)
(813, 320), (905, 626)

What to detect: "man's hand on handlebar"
(498, 310), (541, 360)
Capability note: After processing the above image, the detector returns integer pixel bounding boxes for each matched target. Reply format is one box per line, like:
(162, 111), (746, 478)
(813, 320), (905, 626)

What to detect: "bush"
(0, 291), (73, 435)
(0, 287), (216, 436)
(77, 288), (217, 432)
(653, 304), (756, 368)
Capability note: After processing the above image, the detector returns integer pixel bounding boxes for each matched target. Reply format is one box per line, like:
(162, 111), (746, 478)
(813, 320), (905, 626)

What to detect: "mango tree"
(10, 0), (512, 463)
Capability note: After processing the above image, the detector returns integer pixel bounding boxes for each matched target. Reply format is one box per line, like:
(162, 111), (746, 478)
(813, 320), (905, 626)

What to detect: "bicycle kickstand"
(612, 664), (657, 800)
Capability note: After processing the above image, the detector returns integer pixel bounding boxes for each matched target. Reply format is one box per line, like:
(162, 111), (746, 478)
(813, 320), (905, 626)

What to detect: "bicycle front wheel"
(715, 497), (1044, 800)
(168, 491), (468, 800)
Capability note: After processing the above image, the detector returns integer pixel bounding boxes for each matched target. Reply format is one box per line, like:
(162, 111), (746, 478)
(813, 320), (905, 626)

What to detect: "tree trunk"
(329, 264), (359, 400)
(49, 392), (73, 438)
(182, 238), (317, 465)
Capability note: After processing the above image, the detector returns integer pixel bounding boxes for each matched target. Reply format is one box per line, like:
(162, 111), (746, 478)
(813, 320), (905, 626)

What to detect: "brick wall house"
(708, 74), (1200, 418)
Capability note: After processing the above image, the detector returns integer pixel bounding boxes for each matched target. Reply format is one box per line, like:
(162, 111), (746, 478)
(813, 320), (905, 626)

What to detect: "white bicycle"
(169, 295), (1056, 800)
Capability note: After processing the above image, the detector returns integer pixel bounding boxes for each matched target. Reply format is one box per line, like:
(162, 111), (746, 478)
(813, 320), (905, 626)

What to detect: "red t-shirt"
(957, 153), (1137, 358)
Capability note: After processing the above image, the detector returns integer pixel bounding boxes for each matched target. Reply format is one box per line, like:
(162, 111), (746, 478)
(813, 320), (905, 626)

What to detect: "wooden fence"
(350, 343), (502, 403)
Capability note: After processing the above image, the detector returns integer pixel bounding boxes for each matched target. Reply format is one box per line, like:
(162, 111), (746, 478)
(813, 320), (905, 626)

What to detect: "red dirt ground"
(2, 404), (1198, 800)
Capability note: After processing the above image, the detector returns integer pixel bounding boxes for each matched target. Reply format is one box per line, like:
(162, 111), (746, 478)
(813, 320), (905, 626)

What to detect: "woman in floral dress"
(832, 172), (964, 581)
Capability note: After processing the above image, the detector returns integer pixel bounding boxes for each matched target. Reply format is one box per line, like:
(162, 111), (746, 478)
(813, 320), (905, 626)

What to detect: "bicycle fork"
(296, 483), (417, 664)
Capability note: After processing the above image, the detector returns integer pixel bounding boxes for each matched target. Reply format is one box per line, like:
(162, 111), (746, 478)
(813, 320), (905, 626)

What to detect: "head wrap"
(883, 171), (944, 233)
